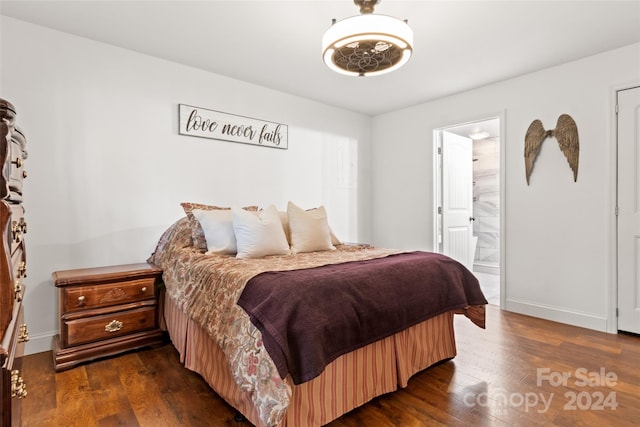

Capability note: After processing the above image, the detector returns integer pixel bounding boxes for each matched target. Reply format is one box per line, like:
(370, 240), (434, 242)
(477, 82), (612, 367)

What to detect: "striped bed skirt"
(163, 295), (457, 427)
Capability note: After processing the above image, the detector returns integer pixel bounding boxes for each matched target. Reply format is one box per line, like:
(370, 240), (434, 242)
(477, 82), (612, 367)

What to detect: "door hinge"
(616, 308), (619, 317)
(615, 103), (619, 114)
(438, 147), (442, 155)
(615, 206), (619, 216)
(438, 206), (442, 214)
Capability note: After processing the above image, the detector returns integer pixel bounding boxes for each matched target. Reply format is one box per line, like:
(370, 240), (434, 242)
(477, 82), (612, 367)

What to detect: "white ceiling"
(1, 1), (639, 116)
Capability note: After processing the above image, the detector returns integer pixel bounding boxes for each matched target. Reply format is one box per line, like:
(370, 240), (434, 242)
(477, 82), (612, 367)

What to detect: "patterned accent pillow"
(147, 216), (193, 267)
(180, 202), (258, 251)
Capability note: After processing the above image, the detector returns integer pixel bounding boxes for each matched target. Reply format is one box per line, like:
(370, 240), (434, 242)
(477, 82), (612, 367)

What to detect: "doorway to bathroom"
(434, 116), (502, 306)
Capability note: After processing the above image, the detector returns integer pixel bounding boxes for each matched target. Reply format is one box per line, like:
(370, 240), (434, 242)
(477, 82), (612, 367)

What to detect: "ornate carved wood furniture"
(53, 263), (165, 372)
(0, 98), (29, 427)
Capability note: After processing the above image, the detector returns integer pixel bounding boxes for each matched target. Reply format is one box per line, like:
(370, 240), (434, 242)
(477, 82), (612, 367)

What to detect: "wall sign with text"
(178, 104), (288, 149)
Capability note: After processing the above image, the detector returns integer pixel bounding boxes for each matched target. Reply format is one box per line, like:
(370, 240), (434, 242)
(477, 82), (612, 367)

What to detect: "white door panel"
(442, 131), (473, 270)
(617, 85), (640, 334)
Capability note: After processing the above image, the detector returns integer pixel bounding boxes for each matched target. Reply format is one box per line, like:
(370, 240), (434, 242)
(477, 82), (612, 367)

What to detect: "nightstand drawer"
(62, 278), (156, 313)
(63, 305), (157, 347)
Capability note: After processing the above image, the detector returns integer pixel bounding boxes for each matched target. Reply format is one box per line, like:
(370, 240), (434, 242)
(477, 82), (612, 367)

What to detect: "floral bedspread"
(148, 217), (398, 427)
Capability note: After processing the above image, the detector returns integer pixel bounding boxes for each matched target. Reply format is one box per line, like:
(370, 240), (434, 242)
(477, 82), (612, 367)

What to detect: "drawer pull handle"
(11, 370), (27, 399)
(22, 170), (28, 179)
(12, 157), (23, 168)
(19, 217), (27, 233)
(14, 280), (23, 302)
(105, 320), (123, 333)
(77, 295), (86, 306)
(18, 324), (29, 343)
(11, 221), (22, 242)
(141, 286), (147, 293)
(18, 261), (27, 278)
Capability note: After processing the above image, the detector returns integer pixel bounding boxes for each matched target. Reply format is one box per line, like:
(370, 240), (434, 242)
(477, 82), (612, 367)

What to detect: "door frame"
(433, 111), (507, 308)
(609, 82), (640, 333)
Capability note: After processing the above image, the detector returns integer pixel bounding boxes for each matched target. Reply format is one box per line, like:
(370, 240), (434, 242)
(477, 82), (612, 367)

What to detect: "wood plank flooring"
(21, 305), (640, 426)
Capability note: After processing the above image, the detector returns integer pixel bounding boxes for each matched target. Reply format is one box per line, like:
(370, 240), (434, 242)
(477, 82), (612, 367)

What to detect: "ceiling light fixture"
(469, 131), (490, 140)
(322, 0), (413, 77)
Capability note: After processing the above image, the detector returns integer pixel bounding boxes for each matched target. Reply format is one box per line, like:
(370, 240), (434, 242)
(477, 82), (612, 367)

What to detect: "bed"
(148, 202), (487, 427)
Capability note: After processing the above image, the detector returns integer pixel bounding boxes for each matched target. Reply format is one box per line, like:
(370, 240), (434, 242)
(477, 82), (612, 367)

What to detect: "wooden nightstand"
(52, 263), (165, 371)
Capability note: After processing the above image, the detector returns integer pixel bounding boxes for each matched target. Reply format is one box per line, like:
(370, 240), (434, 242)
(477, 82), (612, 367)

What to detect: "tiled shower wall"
(473, 137), (500, 270)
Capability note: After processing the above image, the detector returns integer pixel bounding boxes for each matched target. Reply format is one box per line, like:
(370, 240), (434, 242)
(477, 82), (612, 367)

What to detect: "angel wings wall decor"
(524, 114), (579, 185)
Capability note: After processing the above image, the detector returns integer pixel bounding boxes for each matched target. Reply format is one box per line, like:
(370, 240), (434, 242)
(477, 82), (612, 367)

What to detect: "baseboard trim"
(25, 331), (56, 355)
(473, 263), (499, 275)
(505, 298), (608, 333)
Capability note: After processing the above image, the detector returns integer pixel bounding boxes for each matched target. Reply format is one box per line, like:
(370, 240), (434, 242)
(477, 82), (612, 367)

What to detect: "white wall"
(371, 42), (640, 332)
(3, 16), (637, 355)
(0, 17), (373, 354)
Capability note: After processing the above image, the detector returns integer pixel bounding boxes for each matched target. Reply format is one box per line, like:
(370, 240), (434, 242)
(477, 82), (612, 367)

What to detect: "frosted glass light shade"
(322, 14), (413, 77)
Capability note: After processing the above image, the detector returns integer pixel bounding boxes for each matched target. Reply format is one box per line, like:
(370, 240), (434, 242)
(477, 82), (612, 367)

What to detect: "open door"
(617, 85), (640, 334)
(435, 117), (502, 306)
(441, 131), (474, 270)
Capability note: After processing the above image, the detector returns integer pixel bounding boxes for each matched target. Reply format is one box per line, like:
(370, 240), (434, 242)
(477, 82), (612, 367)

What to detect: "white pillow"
(279, 210), (291, 244)
(232, 205), (290, 259)
(287, 201), (336, 253)
(279, 208), (341, 246)
(308, 208), (342, 246)
(191, 209), (236, 255)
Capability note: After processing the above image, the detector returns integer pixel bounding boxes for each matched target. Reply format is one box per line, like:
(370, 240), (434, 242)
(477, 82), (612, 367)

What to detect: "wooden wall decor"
(524, 114), (579, 185)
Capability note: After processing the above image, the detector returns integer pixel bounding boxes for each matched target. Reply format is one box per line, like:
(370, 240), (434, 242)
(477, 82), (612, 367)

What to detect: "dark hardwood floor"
(21, 305), (640, 426)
